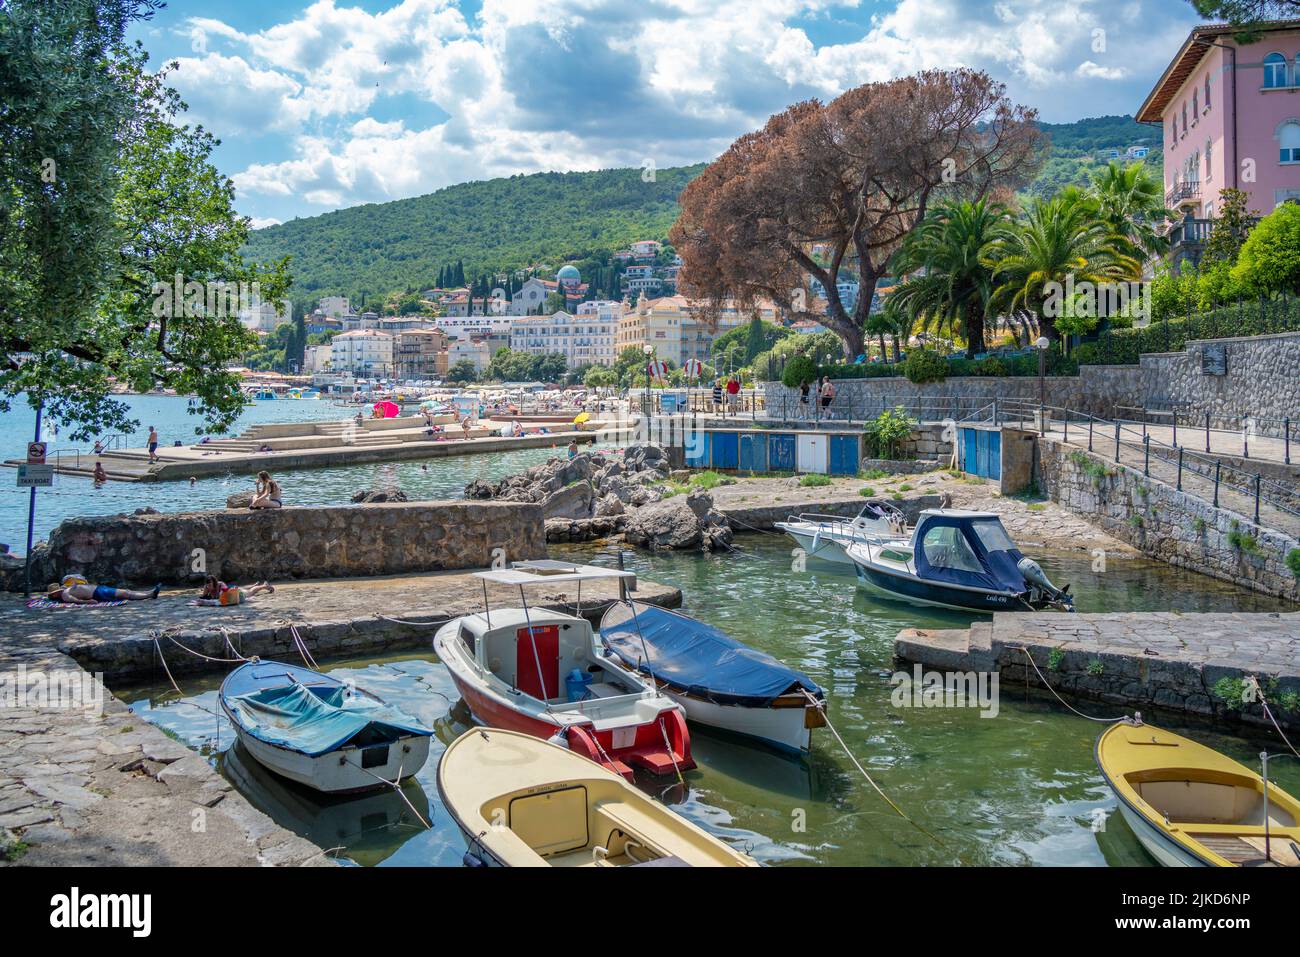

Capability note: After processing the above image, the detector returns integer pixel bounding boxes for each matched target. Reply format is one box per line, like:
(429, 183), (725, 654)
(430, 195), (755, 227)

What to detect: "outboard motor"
(1017, 557), (1074, 611)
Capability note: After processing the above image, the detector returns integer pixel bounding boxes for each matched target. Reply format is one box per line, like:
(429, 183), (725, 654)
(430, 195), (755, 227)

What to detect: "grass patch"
(1047, 648), (1065, 671)
(1026, 503), (1046, 512)
(859, 486), (875, 497)
(1227, 520), (1264, 556)
(799, 474), (833, 488)
(898, 483), (913, 493)
(1086, 659), (1104, 677)
(689, 470), (728, 490)
(963, 476), (985, 486)
(891, 491), (904, 500)
(0, 840), (29, 862)
(1128, 515), (1144, 529)
(1287, 548), (1300, 580)
(1068, 450), (1111, 486)
(859, 468), (889, 480)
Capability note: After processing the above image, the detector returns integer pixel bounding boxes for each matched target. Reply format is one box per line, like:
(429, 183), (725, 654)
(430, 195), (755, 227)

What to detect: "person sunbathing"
(47, 578), (160, 603)
(191, 575), (273, 606)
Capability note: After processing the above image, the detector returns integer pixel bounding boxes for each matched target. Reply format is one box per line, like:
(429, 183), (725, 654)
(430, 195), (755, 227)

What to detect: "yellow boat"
(1096, 719), (1300, 867)
(437, 728), (758, 868)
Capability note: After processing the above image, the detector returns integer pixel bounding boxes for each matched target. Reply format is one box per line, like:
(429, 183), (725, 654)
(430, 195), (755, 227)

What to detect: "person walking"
(711, 379), (723, 415)
(726, 374), (740, 414)
(819, 377), (836, 420)
(799, 380), (811, 419)
(146, 425), (159, 463)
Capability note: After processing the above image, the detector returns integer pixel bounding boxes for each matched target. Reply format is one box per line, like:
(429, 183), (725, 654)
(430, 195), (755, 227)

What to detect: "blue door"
(768, 433), (796, 472)
(685, 430), (711, 468)
(960, 427), (1001, 481)
(711, 431), (739, 470)
(738, 432), (768, 472)
(983, 430), (1002, 481)
(829, 435), (859, 476)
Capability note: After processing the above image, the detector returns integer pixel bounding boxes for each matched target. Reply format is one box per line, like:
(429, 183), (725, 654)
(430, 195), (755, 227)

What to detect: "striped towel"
(25, 598), (129, 609)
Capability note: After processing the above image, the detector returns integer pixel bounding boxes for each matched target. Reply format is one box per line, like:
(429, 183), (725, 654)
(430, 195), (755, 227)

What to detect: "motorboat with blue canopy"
(599, 601), (826, 755)
(219, 659), (432, 794)
(844, 509), (1074, 614)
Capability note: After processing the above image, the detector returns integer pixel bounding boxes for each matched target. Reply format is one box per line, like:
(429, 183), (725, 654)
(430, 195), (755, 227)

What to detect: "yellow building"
(616, 296), (778, 366)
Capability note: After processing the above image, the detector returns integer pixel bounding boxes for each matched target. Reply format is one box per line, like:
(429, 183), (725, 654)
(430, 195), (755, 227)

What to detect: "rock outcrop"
(623, 488), (733, 552)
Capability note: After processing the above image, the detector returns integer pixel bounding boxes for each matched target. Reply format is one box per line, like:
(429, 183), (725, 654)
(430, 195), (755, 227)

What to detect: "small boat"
(432, 561), (693, 780)
(599, 601), (826, 755)
(845, 509), (1073, 613)
(775, 502), (908, 565)
(438, 727), (757, 867)
(219, 659), (433, 794)
(252, 388), (277, 400)
(1096, 719), (1300, 867)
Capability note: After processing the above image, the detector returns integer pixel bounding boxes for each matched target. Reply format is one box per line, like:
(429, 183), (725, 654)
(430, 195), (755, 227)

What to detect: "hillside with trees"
(242, 116), (1163, 305)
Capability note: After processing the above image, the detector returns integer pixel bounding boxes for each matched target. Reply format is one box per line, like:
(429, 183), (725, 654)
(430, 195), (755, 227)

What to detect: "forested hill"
(242, 164), (703, 301)
(244, 116), (1162, 300)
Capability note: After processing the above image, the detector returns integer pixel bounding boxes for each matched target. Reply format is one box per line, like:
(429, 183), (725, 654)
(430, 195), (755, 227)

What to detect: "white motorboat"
(775, 502), (908, 564)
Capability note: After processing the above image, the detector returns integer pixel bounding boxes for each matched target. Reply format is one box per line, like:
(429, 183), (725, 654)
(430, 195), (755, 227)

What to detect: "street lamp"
(1034, 336), (1050, 435)
(643, 344), (654, 416)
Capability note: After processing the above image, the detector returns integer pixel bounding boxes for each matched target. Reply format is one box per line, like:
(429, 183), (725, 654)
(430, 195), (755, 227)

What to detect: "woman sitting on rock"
(250, 470), (282, 509)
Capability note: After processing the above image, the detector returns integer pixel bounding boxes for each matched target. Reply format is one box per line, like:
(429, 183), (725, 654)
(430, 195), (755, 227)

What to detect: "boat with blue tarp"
(599, 601), (826, 755)
(219, 659), (433, 793)
(845, 509), (1074, 613)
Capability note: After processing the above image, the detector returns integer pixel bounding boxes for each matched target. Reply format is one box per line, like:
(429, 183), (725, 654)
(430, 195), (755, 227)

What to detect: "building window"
(1264, 53), (1289, 89)
(1280, 121), (1300, 163)
(1192, 89), (1199, 119)
(1182, 103), (1188, 135)
(1205, 75), (1211, 110)
(1205, 139), (1212, 178)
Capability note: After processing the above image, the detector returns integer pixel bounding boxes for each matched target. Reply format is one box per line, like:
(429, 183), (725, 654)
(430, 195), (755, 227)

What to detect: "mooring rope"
(1013, 646), (1131, 723)
(377, 615), (445, 627)
(338, 756), (432, 830)
(151, 634), (184, 699)
(1245, 677), (1300, 760)
(800, 689), (965, 860)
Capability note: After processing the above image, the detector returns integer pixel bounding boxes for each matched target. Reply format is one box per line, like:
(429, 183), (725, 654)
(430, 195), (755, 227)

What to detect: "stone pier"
(895, 611), (1300, 731)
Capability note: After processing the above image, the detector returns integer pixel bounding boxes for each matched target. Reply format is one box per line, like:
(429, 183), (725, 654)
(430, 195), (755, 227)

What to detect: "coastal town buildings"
(330, 329), (393, 377)
(508, 308), (620, 367)
(395, 328), (450, 379)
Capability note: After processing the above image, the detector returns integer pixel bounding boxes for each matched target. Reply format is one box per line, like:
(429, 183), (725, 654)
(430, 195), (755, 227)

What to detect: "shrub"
(859, 486), (875, 497)
(863, 406), (917, 458)
(1287, 548), (1300, 580)
(799, 473), (832, 487)
(903, 348), (947, 384)
(781, 354), (818, 389)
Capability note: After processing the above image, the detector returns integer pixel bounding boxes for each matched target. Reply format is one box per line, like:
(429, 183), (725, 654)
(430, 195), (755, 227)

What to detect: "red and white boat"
(433, 561), (693, 780)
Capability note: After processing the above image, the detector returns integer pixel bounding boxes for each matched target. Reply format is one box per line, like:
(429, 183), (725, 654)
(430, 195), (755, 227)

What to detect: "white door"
(797, 433), (828, 474)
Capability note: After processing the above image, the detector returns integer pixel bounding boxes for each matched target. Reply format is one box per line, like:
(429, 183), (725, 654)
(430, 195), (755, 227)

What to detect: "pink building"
(1138, 19), (1300, 265)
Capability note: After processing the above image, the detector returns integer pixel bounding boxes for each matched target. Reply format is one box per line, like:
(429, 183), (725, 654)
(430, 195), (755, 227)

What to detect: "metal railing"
(974, 398), (1299, 529)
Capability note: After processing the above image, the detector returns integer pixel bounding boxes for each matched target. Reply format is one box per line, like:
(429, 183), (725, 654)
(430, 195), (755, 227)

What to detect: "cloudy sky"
(130, 0), (1202, 227)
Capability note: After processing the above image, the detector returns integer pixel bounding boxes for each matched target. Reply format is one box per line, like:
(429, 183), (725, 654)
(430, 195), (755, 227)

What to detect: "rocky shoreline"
(465, 443), (734, 551)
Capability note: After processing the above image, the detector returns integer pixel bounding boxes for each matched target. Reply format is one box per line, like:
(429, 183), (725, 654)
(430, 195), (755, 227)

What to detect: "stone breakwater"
(2, 500), (546, 591)
(1038, 440), (1300, 601)
(895, 612), (1300, 732)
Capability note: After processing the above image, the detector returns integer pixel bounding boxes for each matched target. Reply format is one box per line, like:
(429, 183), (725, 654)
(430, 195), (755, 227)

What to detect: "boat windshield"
(920, 524), (984, 574)
(969, 518), (1016, 553)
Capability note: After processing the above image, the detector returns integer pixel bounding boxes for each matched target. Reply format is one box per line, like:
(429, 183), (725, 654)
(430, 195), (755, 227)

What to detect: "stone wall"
(1135, 331), (1300, 435)
(1038, 439), (1299, 600)
(762, 331), (1300, 437)
(4, 501), (546, 590)
(762, 371), (1145, 422)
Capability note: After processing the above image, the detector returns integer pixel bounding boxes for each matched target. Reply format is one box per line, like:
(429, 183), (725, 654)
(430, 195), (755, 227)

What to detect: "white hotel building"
(330, 329), (394, 377)
(509, 303), (621, 368)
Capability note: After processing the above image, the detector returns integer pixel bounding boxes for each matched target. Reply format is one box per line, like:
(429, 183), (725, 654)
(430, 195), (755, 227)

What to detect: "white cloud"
(164, 0), (1200, 220)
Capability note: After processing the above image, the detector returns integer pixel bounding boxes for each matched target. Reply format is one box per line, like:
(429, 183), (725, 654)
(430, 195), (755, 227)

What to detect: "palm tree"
(889, 199), (1009, 358)
(988, 188), (1139, 345)
(1090, 160), (1173, 261)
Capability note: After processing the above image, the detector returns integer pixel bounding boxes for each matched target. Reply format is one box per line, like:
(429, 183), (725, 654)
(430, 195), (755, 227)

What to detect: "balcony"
(1166, 181), (1201, 207)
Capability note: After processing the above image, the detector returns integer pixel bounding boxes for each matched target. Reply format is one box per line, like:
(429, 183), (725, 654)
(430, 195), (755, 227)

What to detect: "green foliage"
(1069, 450), (1111, 486)
(1086, 659), (1105, 677)
(1047, 648), (1065, 671)
(1227, 520), (1264, 556)
(781, 354), (818, 389)
(1232, 202), (1300, 297)
(1203, 188), (1257, 265)
(1212, 676), (1250, 711)
(688, 470), (729, 490)
(859, 468), (889, 480)
(484, 349), (568, 383)
(713, 318), (791, 372)
(863, 406), (918, 458)
(243, 165), (703, 299)
(0, 6), (287, 440)
(1286, 548), (1300, 580)
(903, 348), (947, 384)
(799, 473), (833, 488)
(859, 486), (875, 497)
(446, 360), (478, 383)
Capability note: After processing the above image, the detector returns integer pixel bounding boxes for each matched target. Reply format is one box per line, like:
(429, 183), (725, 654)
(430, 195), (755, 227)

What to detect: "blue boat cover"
(223, 663), (430, 756)
(912, 513), (1027, 595)
(600, 603), (822, 707)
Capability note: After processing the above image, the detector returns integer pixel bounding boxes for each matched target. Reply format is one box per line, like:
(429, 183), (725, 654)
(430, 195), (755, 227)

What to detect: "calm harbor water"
(120, 538), (1299, 867)
(0, 395), (593, 550)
